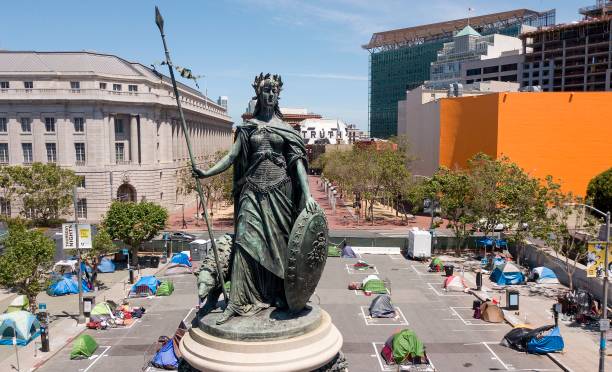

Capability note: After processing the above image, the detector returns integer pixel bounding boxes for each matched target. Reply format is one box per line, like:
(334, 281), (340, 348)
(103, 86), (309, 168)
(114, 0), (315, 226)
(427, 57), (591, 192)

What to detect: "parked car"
(168, 231), (196, 242)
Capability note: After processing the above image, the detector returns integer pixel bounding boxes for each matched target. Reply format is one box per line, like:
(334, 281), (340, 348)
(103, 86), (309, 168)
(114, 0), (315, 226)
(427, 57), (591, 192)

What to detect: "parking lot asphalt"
(318, 254), (562, 372)
(37, 269), (198, 372)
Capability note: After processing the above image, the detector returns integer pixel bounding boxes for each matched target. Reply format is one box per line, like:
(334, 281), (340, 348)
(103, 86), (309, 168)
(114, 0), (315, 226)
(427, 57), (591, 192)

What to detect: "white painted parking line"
(449, 307), (504, 326)
(371, 342), (435, 371)
(345, 263), (379, 275)
(360, 306), (409, 326)
(482, 342), (510, 370)
(354, 288), (390, 296)
(388, 255), (404, 260)
(426, 283), (470, 297)
(81, 346), (111, 372)
(182, 307), (195, 324)
(411, 266), (442, 276)
(109, 318), (139, 329)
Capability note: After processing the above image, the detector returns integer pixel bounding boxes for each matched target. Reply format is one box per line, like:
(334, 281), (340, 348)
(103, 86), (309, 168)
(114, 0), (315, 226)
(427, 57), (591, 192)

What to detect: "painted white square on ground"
(360, 306), (409, 326)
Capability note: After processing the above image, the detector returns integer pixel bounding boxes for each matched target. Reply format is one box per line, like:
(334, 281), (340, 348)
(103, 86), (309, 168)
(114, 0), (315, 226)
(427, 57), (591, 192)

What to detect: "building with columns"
(0, 51), (233, 222)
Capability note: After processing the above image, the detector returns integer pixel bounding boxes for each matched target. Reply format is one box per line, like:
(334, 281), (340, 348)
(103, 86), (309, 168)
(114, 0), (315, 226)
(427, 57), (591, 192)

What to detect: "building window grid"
(44, 117), (56, 132)
(0, 81), (9, 90)
(0, 143), (8, 164)
(99, 82), (107, 90)
(75, 143), (86, 164)
(70, 81), (80, 91)
(23, 81), (33, 90)
(114, 119), (123, 134)
(78, 176), (86, 188)
(128, 85), (138, 92)
(73, 117), (85, 133)
(20, 118), (31, 133)
(0, 118), (6, 133)
(45, 143), (57, 163)
(115, 142), (125, 163)
(76, 199), (87, 219)
(0, 197), (10, 217)
(22, 143), (33, 164)
(113, 84), (122, 92)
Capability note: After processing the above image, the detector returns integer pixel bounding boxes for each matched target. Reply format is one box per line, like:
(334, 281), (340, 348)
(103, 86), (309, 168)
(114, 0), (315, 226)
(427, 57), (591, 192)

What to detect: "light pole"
(567, 202), (610, 372)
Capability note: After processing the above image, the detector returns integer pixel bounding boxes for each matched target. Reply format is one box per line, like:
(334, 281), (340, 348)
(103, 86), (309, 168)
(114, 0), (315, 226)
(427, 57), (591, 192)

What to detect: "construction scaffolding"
(364, 9), (556, 139)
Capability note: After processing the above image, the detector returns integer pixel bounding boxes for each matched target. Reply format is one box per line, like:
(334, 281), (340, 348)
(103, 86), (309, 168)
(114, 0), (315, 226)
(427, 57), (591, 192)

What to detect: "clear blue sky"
(0, 0), (589, 130)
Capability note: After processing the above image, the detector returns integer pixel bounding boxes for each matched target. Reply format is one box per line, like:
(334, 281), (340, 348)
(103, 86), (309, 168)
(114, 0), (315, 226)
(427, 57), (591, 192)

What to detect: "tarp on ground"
(341, 245), (357, 258)
(480, 302), (504, 323)
(526, 326), (564, 354)
(490, 262), (525, 285)
(392, 329), (425, 364)
(6, 295), (29, 313)
(70, 334), (98, 359)
(130, 276), (160, 296)
(501, 326), (532, 352)
(530, 267), (559, 284)
(157, 281), (174, 296)
(91, 302), (114, 317)
(97, 258), (116, 273)
(443, 275), (468, 292)
(47, 275), (91, 296)
(80, 262), (92, 273)
(170, 252), (192, 267)
(369, 294), (396, 318)
(429, 257), (443, 272)
(151, 339), (179, 369)
(0, 311), (40, 346)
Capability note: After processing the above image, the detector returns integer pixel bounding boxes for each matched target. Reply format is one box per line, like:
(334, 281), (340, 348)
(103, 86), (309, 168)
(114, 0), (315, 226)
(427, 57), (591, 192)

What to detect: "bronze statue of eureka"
(193, 73), (329, 325)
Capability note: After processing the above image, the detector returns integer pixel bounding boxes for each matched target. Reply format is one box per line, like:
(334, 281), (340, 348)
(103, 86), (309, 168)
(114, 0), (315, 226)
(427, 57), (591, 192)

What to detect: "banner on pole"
(586, 241), (609, 278)
(62, 223), (92, 249)
(77, 224), (92, 249)
(62, 223), (77, 249)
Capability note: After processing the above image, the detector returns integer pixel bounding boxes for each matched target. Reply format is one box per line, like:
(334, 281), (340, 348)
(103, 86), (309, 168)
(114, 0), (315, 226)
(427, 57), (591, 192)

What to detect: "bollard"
(37, 304), (49, 352)
(476, 271), (483, 290)
(129, 268), (135, 284)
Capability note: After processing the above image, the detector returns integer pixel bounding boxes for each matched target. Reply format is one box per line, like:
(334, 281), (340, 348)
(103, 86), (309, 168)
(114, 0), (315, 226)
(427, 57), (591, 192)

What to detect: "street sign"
(77, 224), (92, 249)
(62, 223), (92, 249)
(62, 223), (77, 249)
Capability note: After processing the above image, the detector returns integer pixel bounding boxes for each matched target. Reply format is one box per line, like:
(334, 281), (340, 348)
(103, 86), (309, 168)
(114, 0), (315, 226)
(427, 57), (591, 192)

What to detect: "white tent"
(443, 275), (468, 292)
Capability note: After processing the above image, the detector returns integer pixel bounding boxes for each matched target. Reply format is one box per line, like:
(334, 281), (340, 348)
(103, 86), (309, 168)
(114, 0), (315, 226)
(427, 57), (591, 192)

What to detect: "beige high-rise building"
(0, 51), (233, 222)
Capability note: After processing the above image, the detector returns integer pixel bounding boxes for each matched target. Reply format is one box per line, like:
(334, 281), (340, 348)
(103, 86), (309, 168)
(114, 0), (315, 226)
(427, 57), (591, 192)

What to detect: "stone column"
(109, 114), (115, 164)
(130, 115), (139, 164)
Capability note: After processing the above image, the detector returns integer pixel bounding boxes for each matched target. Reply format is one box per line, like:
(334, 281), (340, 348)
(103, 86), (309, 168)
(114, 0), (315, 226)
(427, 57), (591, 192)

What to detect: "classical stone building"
(0, 51), (233, 222)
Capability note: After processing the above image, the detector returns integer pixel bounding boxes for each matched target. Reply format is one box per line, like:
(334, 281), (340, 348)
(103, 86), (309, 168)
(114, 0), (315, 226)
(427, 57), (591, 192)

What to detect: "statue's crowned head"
(252, 73), (284, 119)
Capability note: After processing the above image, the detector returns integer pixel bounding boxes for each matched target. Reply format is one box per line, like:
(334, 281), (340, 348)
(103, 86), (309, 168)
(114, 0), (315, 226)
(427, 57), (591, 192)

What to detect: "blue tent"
(151, 339), (179, 369)
(341, 245), (357, 258)
(527, 326), (564, 354)
(490, 262), (525, 285)
(478, 238), (494, 248)
(47, 275), (91, 296)
(130, 276), (160, 295)
(0, 311), (41, 346)
(97, 258), (116, 273)
(170, 253), (191, 267)
(530, 267), (559, 284)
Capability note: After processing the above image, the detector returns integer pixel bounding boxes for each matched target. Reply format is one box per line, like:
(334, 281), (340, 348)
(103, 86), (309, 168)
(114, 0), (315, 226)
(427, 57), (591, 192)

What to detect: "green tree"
(423, 167), (476, 255)
(0, 222), (55, 312)
(586, 167), (612, 214)
(102, 201), (168, 266)
(0, 163), (82, 226)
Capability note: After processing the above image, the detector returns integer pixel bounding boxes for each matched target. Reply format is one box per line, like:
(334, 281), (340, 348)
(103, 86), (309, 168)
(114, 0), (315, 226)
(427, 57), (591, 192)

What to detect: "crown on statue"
(252, 73), (283, 98)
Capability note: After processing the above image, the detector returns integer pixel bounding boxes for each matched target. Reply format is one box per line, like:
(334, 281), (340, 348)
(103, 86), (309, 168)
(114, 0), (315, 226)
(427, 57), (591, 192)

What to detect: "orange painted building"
(438, 92), (612, 195)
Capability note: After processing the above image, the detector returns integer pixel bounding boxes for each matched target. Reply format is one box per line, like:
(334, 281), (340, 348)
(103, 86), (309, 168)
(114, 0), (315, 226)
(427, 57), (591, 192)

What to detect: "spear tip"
(155, 6), (164, 32)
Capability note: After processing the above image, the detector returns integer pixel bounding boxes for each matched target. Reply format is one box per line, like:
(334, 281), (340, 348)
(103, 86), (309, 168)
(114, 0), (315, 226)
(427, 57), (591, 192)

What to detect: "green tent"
(6, 295), (29, 313)
(429, 257), (443, 271)
(363, 279), (387, 294)
(70, 334), (98, 359)
(327, 245), (341, 257)
(91, 302), (113, 317)
(392, 329), (425, 364)
(157, 281), (174, 296)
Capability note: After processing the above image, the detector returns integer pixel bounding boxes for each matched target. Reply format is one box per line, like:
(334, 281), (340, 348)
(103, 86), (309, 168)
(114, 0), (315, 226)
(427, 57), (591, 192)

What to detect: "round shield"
(285, 205), (329, 312)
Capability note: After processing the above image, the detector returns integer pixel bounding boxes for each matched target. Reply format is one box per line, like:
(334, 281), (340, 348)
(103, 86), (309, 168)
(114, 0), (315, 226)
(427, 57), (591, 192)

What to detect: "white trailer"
(407, 230), (432, 259)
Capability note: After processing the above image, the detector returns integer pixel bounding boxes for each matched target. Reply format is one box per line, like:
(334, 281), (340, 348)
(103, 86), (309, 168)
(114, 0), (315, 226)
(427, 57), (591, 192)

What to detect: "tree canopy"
(102, 201), (168, 265)
(586, 167), (612, 215)
(0, 222), (55, 312)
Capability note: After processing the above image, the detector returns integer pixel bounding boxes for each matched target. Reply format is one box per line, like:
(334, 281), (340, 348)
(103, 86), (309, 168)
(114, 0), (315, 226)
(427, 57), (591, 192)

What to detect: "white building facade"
(299, 119), (349, 145)
(0, 51), (233, 222)
(427, 25), (523, 89)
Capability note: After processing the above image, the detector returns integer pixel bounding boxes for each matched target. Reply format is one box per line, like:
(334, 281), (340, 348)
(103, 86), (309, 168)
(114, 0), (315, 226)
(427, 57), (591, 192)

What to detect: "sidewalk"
(0, 264), (167, 372)
(453, 263), (612, 372)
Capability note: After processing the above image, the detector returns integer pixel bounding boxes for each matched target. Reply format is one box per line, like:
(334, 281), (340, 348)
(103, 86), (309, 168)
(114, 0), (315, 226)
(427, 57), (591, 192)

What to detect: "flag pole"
(154, 6), (229, 304)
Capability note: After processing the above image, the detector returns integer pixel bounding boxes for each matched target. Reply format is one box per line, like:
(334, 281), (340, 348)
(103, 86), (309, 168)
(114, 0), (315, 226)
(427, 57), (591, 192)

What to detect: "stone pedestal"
(180, 305), (343, 372)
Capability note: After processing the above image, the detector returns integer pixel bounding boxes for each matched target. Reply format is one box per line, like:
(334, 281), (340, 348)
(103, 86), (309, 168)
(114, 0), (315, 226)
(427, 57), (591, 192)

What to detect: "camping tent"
(490, 262), (525, 285)
(170, 253), (192, 267)
(130, 276), (160, 296)
(97, 258), (116, 273)
(70, 334), (98, 359)
(369, 294), (396, 318)
(165, 264), (193, 276)
(501, 326), (532, 352)
(151, 339), (179, 369)
(391, 329), (425, 364)
(526, 326), (564, 354)
(6, 295), (29, 313)
(341, 245), (357, 258)
(0, 311), (41, 346)
(47, 275), (91, 296)
(530, 267), (559, 284)
(53, 260), (78, 274)
(157, 281), (175, 296)
(362, 275), (387, 294)
(91, 302), (114, 318)
(429, 257), (443, 272)
(480, 302), (504, 323)
(327, 244), (341, 257)
(443, 275), (468, 292)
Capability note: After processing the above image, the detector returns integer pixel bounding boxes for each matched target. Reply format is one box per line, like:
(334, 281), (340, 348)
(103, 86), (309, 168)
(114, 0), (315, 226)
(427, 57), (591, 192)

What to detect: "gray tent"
(369, 294), (396, 318)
